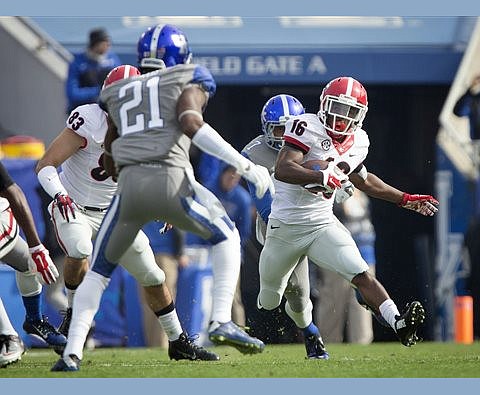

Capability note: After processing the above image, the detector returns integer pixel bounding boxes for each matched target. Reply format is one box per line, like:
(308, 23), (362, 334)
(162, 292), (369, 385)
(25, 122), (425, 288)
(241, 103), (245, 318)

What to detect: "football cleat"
(23, 316), (67, 348)
(208, 321), (265, 354)
(394, 301), (425, 347)
(0, 334), (25, 368)
(51, 354), (81, 372)
(304, 334), (330, 360)
(168, 332), (219, 361)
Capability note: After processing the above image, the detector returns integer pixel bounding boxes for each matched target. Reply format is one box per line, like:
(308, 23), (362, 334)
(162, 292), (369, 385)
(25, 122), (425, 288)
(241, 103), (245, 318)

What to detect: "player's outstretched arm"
(350, 171), (438, 216)
(177, 86), (274, 199)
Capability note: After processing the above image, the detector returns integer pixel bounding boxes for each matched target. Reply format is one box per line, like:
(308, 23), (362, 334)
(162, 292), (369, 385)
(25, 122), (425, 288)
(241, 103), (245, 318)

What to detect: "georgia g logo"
(321, 139), (331, 151)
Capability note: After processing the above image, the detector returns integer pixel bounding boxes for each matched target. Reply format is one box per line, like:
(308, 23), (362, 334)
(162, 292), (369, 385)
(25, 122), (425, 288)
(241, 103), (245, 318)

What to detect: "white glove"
(335, 180), (355, 204)
(241, 162), (275, 199)
(27, 244), (59, 285)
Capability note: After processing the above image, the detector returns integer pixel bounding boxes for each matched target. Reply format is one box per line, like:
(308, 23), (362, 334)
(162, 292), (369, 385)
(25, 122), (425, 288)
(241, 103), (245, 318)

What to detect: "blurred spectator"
(313, 189), (375, 344)
(65, 28), (121, 113)
(140, 221), (188, 348)
(453, 74), (480, 141)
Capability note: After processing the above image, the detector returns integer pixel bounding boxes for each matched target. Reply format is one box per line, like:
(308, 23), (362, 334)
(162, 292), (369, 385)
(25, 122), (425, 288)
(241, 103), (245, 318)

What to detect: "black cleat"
(23, 316), (67, 348)
(304, 334), (329, 360)
(168, 332), (219, 361)
(394, 301), (425, 347)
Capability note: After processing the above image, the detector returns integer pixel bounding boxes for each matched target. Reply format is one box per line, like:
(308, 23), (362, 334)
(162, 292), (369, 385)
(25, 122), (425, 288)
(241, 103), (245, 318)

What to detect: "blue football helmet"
(261, 94), (305, 150)
(137, 24), (192, 70)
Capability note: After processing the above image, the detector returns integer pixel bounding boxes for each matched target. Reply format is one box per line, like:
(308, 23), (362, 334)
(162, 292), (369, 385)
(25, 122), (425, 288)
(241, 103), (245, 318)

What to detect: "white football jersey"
(270, 113), (370, 225)
(60, 104), (117, 208)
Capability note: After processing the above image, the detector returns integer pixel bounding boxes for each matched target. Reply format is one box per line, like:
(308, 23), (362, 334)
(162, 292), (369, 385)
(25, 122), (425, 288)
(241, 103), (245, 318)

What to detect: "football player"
(241, 94), (328, 359)
(0, 161), (65, 359)
(39, 65), (219, 372)
(257, 77), (438, 348)
(50, 24), (273, 370)
(101, 23), (271, 355)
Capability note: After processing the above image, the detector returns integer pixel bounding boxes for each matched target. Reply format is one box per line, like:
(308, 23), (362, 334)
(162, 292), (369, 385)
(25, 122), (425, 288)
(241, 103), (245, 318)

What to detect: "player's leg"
(309, 221), (424, 347)
(0, 297), (25, 367)
(2, 233), (66, 349)
(52, 193), (133, 371)
(50, 206), (93, 338)
(157, 167), (264, 354)
(257, 219), (306, 311)
(119, 230), (218, 361)
(284, 256), (328, 359)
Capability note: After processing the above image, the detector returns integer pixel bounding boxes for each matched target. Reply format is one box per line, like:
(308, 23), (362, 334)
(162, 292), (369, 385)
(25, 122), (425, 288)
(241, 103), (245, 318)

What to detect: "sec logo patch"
(321, 139), (331, 151)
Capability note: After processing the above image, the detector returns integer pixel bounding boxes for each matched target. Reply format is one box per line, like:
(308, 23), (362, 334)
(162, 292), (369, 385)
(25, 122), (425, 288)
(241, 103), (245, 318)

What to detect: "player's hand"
(28, 244), (59, 285)
(335, 180), (355, 204)
(54, 193), (76, 222)
(242, 162), (275, 199)
(304, 163), (348, 193)
(399, 193), (439, 216)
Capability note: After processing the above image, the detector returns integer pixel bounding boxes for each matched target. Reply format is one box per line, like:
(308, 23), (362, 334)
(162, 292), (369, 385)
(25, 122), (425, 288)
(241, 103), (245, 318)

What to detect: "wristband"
(29, 244), (45, 254)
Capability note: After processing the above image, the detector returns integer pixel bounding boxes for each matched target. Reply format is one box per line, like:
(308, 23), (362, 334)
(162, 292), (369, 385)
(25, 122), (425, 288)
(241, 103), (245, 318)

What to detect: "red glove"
(54, 193), (76, 222)
(28, 244), (59, 285)
(399, 193), (439, 216)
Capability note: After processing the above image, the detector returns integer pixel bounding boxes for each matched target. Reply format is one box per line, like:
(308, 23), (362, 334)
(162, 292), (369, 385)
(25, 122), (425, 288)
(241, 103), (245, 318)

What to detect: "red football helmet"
(102, 65), (141, 89)
(318, 76), (368, 139)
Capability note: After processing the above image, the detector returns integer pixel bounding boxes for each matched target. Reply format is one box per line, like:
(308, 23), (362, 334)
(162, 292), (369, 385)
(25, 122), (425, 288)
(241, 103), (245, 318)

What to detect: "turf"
(1, 341), (479, 378)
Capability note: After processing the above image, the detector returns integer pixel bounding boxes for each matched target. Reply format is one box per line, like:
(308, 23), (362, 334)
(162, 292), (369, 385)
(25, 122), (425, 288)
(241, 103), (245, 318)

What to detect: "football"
(301, 159), (330, 171)
(301, 159), (331, 194)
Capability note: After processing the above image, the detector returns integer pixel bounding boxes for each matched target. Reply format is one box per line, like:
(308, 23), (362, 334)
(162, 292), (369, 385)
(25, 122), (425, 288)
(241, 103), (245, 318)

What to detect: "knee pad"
(130, 231), (150, 253)
(66, 238), (93, 259)
(258, 289), (282, 311)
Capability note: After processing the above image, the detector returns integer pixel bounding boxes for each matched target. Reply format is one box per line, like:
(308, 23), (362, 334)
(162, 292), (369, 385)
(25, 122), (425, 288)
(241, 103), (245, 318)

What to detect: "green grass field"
(1, 341), (480, 378)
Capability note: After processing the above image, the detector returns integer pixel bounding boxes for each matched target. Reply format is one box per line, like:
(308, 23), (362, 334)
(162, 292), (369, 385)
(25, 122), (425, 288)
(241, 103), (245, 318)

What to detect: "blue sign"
(119, 49), (462, 84)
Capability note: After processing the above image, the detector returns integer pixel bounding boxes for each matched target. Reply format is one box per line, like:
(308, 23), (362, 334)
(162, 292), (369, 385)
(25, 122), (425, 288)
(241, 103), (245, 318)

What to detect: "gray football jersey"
(100, 64), (216, 168)
(241, 135), (277, 174)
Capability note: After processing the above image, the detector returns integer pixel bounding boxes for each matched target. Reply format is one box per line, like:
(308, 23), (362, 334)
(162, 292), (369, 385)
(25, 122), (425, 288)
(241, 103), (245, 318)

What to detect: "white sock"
(379, 299), (400, 329)
(63, 271), (110, 360)
(157, 309), (183, 341)
(209, 232), (241, 324)
(0, 298), (17, 336)
(285, 300), (313, 329)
